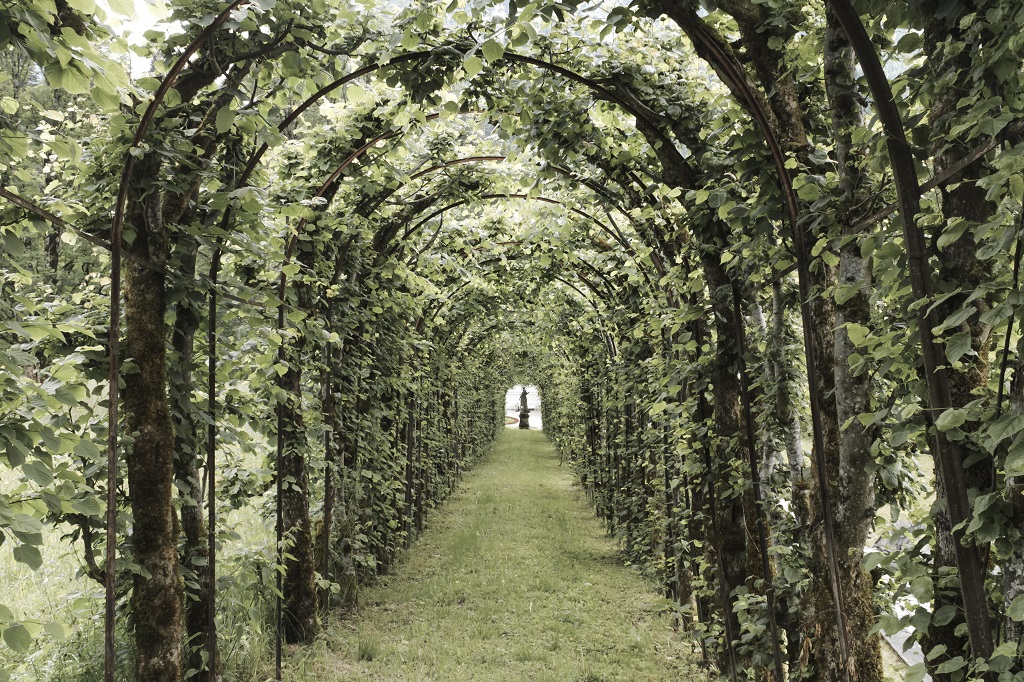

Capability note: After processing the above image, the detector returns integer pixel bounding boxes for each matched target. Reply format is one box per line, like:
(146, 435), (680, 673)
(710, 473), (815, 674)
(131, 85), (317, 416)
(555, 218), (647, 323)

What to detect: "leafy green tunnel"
(1, 1), (1023, 681)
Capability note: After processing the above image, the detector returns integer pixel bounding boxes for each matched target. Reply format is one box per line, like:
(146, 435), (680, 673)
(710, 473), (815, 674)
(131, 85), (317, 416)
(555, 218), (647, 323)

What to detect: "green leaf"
(796, 180), (820, 201)
(216, 106), (236, 135)
(0, 605), (14, 622)
(60, 67), (91, 95)
(834, 282), (861, 305)
(932, 604), (957, 627)
(43, 621), (70, 640)
(909, 575), (933, 602)
(1009, 174), (1024, 203)
(10, 514), (41, 535)
(66, 0), (96, 12)
(944, 331), (972, 365)
(845, 323), (870, 347)
(3, 232), (25, 258)
(935, 408), (967, 431)
(481, 39), (504, 62)
(1007, 594), (1024, 622)
(71, 496), (103, 517)
(12, 545), (42, 571)
(936, 218), (968, 250)
(347, 84), (367, 103)
(934, 305), (976, 334)
(108, 0), (134, 16)
(2, 623), (32, 652)
(464, 56), (483, 77)
(904, 663), (927, 682)
(934, 656), (966, 674)
(650, 401), (667, 416)
(22, 460), (53, 487)
(1005, 441), (1024, 476)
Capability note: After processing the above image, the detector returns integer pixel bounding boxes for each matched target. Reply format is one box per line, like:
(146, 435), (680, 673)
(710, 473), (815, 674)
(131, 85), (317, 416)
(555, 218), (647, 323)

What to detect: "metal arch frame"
(103, 4), (923, 676)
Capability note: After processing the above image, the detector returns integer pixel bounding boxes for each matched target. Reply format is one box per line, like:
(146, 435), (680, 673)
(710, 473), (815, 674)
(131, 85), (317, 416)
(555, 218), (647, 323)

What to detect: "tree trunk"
(123, 191), (182, 681)
(279, 350), (318, 643)
(919, 3), (998, 671)
(800, 10), (884, 682)
(770, 281), (804, 486)
(701, 251), (748, 676)
(278, 263), (318, 643)
(169, 243), (216, 681)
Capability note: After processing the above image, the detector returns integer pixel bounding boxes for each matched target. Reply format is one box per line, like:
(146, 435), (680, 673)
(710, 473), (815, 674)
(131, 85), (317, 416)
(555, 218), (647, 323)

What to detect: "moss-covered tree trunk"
(278, 258), (318, 643)
(919, 3), (998, 672)
(123, 188), (182, 681)
(279, 345), (318, 643)
(169, 241), (216, 681)
(700, 251), (748, 676)
(799, 9), (884, 682)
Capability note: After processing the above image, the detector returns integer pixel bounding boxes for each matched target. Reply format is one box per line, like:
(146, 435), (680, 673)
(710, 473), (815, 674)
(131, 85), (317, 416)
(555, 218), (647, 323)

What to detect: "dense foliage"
(1, 0), (1023, 681)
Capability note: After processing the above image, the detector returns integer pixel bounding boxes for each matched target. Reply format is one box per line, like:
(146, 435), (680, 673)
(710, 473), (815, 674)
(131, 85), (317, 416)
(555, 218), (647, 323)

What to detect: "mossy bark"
(701, 250), (748, 676)
(123, 193), (182, 681)
(919, 3), (998, 671)
(279, 336), (318, 643)
(800, 9), (884, 682)
(279, 362), (318, 641)
(169, 240), (217, 681)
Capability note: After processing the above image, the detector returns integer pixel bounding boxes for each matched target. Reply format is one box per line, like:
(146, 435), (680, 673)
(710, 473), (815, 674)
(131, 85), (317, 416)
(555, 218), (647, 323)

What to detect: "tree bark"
(801, 9), (884, 682)
(169, 242), (216, 681)
(278, 254), (318, 643)
(123, 184), (182, 681)
(919, 3), (998, 671)
(700, 250), (748, 676)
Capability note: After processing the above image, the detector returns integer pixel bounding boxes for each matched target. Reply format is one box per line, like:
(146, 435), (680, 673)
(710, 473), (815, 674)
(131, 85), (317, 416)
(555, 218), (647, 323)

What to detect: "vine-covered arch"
(3, 1), (1023, 681)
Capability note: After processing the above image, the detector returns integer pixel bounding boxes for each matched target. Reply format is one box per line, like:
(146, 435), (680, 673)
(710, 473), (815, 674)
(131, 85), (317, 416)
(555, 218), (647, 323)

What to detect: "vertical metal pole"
(206, 261), (220, 678)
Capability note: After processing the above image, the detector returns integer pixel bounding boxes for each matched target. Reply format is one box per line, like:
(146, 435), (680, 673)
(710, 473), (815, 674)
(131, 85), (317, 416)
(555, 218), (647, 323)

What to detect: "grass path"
(286, 428), (707, 681)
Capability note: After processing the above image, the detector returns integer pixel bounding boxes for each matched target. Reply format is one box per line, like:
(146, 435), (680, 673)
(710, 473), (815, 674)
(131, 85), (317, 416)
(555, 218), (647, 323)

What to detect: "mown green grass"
(284, 428), (707, 681)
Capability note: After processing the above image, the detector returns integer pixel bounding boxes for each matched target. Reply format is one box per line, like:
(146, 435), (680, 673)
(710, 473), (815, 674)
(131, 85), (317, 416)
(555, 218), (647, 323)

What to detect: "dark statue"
(518, 387), (530, 429)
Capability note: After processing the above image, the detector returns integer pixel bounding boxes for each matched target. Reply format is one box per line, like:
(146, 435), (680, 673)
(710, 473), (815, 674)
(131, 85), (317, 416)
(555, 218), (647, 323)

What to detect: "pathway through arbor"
(290, 429), (707, 681)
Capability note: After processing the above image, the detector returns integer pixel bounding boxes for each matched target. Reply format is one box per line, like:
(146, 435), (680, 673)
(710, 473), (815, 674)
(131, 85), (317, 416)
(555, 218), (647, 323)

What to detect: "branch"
(851, 117), (1024, 234)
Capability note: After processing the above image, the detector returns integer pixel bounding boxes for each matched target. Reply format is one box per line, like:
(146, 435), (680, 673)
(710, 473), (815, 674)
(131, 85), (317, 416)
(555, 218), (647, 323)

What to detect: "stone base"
(519, 410), (530, 429)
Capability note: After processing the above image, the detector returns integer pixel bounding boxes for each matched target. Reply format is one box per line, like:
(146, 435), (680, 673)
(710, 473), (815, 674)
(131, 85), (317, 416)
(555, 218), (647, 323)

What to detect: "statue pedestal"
(519, 409), (530, 429)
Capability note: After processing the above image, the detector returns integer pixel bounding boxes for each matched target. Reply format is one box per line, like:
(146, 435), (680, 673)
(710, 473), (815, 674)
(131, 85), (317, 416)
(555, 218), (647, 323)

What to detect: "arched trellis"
(103, 14), (782, 673)
(102, 3), (970, 678)
(248, 82), (691, 668)
(370, 175), (800, 671)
